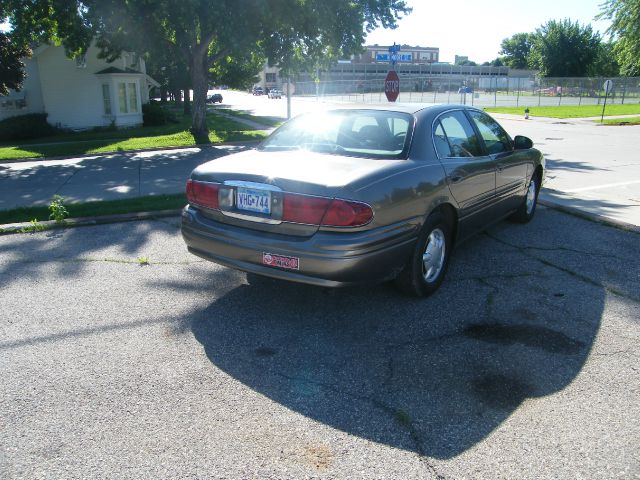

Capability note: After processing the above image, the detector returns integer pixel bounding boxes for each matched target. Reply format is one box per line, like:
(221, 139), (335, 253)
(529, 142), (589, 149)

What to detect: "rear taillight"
(186, 179), (219, 209)
(322, 199), (374, 227)
(282, 193), (373, 227)
(282, 194), (331, 225)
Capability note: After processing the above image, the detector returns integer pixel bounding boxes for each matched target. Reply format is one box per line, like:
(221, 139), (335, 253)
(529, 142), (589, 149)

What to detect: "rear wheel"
(510, 173), (539, 223)
(395, 212), (452, 297)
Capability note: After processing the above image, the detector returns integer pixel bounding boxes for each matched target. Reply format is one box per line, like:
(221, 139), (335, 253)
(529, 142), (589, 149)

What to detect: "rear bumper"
(181, 206), (419, 287)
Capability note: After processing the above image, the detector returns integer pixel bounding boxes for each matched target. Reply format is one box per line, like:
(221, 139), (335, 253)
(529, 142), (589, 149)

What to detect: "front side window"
(468, 110), (512, 155)
(436, 110), (482, 158)
(259, 110), (413, 159)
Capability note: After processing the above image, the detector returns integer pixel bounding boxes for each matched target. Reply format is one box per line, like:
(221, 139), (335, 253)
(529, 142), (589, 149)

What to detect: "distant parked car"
(181, 104), (545, 297)
(458, 86), (473, 94)
(207, 93), (223, 104)
(268, 89), (282, 99)
(252, 87), (264, 96)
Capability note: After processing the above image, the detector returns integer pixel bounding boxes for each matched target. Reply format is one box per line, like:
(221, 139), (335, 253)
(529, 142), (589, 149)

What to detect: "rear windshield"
(258, 110), (413, 159)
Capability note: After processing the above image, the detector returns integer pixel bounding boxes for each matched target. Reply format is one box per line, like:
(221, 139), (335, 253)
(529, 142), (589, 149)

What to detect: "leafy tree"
(499, 33), (534, 69)
(598, 0), (640, 76)
(481, 58), (505, 67)
(2, 0), (411, 143)
(587, 41), (620, 77)
(528, 19), (601, 77)
(0, 32), (31, 95)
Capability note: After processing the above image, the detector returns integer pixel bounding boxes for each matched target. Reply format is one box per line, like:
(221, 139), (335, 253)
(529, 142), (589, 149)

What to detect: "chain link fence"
(293, 75), (640, 108)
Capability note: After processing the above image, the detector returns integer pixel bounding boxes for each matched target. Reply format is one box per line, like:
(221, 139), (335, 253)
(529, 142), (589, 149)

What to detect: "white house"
(0, 43), (159, 130)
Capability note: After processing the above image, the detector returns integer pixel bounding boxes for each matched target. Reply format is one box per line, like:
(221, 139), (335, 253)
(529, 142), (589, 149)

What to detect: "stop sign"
(384, 70), (400, 102)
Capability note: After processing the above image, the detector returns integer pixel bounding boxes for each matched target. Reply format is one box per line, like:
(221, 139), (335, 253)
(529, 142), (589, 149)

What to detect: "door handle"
(450, 175), (463, 184)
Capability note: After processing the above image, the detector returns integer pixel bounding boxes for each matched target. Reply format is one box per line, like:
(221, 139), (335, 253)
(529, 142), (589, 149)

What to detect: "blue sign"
(376, 53), (412, 62)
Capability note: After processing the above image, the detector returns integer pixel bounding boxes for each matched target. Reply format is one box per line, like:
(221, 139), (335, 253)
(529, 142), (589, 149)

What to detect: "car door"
(433, 110), (497, 239)
(467, 110), (529, 214)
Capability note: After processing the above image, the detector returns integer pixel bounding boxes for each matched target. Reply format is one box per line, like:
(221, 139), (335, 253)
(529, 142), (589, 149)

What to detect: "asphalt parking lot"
(1, 206), (638, 479)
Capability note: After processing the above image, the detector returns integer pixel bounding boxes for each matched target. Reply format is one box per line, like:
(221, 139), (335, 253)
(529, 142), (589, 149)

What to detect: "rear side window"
(436, 111), (482, 158)
(433, 122), (451, 157)
(468, 111), (512, 155)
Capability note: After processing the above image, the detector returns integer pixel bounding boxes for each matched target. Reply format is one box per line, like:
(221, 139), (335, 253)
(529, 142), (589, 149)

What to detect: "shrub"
(0, 113), (57, 142)
(142, 102), (178, 126)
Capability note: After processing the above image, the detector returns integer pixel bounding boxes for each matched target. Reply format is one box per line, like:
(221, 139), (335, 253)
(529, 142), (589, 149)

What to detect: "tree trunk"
(183, 87), (191, 115)
(189, 47), (210, 144)
(173, 88), (182, 107)
(160, 87), (167, 103)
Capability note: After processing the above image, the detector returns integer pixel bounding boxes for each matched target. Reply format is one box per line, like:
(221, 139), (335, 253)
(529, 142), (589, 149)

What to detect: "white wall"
(0, 59), (45, 121)
(37, 45), (143, 129)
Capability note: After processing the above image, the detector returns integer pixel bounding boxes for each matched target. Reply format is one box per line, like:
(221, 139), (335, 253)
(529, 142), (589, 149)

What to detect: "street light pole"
(286, 77), (291, 119)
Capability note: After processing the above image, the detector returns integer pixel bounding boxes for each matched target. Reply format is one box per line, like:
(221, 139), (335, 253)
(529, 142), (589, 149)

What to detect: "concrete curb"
(2, 198), (638, 236)
(539, 197), (640, 234)
(0, 209), (182, 235)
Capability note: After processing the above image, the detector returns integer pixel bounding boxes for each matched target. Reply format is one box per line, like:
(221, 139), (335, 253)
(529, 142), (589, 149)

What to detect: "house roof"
(95, 67), (144, 75)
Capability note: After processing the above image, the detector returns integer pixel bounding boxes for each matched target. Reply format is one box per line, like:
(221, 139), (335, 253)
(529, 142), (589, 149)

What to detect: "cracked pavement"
(1, 206), (638, 479)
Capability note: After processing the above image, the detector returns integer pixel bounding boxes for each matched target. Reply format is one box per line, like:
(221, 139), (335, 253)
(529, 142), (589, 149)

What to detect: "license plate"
(237, 187), (270, 214)
(263, 253), (300, 270)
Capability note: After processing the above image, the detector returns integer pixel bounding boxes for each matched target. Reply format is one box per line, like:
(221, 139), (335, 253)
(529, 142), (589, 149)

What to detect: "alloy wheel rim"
(526, 179), (537, 215)
(422, 228), (446, 283)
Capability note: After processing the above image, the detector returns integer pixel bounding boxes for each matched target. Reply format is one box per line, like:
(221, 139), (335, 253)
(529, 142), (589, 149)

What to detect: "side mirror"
(514, 135), (533, 150)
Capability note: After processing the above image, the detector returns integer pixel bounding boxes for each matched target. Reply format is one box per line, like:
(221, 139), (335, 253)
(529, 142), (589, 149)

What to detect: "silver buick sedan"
(181, 104), (544, 297)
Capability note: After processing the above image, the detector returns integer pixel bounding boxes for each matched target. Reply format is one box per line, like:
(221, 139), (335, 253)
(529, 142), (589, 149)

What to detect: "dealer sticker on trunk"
(263, 252), (300, 270)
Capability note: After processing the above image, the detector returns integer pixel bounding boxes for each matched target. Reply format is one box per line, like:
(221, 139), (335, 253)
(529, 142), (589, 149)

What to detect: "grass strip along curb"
(598, 116), (640, 126)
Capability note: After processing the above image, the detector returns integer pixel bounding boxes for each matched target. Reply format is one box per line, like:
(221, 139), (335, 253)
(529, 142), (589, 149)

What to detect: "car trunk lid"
(189, 149), (400, 236)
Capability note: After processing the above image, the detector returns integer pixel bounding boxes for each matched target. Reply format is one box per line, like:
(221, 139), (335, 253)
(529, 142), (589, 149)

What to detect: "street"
(1, 206), (638, 479)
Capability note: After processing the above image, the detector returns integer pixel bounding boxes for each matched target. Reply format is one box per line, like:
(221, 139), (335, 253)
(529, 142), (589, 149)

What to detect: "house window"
(117, 81), (139, 114)
(265, 73), (277, 83)
(102, 84), (112, 115)
(118, 83), (127, 113)
(128, 82), (138, 113)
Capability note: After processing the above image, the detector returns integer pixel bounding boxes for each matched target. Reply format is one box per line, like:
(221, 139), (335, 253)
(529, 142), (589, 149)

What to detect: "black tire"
(510, 173), (540, 223)
(394, 211), (452, 297)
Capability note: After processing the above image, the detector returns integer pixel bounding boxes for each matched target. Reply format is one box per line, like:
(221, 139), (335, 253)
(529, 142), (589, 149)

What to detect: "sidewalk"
(0, 145), (246, 211)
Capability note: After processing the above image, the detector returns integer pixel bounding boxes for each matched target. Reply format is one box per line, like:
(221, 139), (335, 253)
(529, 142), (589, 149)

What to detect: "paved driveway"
(1, 207), (638, 478)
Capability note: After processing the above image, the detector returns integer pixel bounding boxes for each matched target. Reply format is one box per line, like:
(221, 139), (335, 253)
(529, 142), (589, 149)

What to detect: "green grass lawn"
(0, 111), (267, 161)
(0, 194), (187, 226)
(484, 103), (640, 118)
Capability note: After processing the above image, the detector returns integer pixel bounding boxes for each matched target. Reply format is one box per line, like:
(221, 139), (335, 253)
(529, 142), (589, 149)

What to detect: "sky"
(3, 0), (611, 64)
(366, 0), (612, 64)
